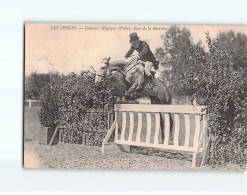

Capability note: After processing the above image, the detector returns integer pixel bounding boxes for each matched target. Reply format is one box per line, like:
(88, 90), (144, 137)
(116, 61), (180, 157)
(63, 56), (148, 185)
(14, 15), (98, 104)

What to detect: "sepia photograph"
(24, 23), (247, 170)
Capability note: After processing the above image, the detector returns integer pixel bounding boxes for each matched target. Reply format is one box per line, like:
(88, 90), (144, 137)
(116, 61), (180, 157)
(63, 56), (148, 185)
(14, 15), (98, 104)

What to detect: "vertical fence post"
(58, 128), (62, 145)
(107, 111), (110, 130)
(82, 131), (86, 145)
(29, 99), (31, 107)
(107, 110), (115, 142)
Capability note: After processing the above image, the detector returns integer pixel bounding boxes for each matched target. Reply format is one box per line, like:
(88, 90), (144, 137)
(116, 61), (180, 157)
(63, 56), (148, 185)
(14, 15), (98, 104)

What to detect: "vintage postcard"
(24, 23), (247, 170)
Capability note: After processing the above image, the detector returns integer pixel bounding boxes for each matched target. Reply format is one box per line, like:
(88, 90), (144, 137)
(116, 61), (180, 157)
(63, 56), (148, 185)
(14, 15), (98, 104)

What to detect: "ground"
(24, 141), (199, 170)
(24, 107), (244, 170)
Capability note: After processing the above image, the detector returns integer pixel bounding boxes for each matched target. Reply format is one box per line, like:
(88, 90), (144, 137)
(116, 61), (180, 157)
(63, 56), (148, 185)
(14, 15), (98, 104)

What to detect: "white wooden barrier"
(25, 99), (41, 107)
(102, 104), (210, 168)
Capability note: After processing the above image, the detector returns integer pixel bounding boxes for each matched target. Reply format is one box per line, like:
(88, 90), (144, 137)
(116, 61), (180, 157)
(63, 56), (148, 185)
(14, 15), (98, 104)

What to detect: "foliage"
(155, 25), (204, 93)
(25, 71), (61, 99)
(182, 32), (247, 166)
(39, 68), (116, 145)
(39, 83), (60, 128)
(215, 30), (247, 70)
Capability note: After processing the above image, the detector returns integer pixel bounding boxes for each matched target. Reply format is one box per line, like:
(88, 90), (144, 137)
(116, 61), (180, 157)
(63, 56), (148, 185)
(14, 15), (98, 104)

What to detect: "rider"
(125, 32), (159, 88)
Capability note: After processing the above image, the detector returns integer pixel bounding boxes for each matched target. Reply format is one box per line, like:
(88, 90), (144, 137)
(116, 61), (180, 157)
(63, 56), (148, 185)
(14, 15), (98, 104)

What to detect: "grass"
(24, 106), (42, 142)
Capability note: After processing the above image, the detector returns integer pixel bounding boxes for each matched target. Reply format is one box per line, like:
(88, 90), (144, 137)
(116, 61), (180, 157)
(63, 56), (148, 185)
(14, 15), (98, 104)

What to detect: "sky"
(25, 24), (247, 76)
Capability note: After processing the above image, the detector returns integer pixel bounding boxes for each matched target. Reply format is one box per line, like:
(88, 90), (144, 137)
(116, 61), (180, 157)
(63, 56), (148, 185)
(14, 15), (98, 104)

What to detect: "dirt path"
(24, 150), (40, 168)
(24, 142), (216, 170)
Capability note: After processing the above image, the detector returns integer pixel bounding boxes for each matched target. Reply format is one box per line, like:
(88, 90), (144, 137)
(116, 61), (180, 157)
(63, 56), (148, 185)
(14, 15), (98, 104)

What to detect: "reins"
(95, 57), (141, 80)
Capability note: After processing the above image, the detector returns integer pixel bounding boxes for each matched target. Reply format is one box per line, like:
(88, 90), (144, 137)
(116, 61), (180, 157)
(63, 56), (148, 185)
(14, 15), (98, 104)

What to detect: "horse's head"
(95, 57), (111, 84)
(95, 57), (127, 96)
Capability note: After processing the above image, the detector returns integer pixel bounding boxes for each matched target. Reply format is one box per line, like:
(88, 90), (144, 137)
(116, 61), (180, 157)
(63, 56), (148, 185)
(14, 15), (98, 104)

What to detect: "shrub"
(182, 33), (247, 166)
(39, 69), (116, 145)
(39, 83), (60, 128)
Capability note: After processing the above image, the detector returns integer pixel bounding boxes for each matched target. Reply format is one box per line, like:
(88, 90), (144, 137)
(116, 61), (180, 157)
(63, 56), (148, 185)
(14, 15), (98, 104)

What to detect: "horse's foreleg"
(125, 82), (138, 96)
(135, 84), (144, 93)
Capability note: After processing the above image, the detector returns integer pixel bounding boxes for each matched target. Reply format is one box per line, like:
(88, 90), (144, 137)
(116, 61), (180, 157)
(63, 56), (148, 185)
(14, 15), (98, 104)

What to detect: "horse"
(95, 57), (172, 104)
(95, 57), (173, 142)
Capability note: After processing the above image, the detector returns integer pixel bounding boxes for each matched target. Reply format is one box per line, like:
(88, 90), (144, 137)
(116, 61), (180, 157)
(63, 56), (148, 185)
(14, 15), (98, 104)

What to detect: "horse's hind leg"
(169, 113), (173, 136)
(159, 113), (165, 143)
(159, 113), (173, 144)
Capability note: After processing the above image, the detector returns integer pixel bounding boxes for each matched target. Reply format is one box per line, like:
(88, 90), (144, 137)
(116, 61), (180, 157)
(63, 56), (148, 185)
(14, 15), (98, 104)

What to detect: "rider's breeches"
(145, 61), (153, 76)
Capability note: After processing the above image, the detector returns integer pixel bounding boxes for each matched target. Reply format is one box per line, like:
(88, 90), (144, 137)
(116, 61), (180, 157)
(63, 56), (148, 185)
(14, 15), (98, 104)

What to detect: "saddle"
(139, 59), (159, 70)
(126, 59), (156, 89)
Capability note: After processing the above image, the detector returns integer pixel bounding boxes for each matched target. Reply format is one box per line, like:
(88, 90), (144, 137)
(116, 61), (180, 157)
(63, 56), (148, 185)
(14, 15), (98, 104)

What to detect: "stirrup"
(147, 79), (155, 90)
(147, 75), (155, 89)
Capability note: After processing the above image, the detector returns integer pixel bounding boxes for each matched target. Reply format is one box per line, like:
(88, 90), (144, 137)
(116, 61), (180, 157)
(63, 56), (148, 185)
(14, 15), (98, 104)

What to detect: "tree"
(215, 30), (247, 70)
(155, 25), (204, 97)
(25, 71), (62, 99)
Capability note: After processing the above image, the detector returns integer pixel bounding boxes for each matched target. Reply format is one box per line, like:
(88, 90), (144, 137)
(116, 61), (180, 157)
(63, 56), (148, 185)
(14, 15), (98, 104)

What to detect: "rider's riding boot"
(147, 75), (155, 89)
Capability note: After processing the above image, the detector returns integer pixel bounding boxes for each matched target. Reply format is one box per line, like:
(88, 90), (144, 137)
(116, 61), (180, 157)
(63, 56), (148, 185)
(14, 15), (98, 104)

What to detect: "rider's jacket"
(125, 41), (156, 62)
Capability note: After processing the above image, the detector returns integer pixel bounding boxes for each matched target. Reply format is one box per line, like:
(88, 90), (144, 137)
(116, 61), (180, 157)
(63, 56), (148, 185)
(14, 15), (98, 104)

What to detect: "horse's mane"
(108, 57), (128, 68)
(101, 57), (143, 73)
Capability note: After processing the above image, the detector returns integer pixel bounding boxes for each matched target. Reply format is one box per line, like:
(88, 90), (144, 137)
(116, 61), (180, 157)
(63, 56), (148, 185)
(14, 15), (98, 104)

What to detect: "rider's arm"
(125, 45), (135, 58)
(138, 41), (149, 60)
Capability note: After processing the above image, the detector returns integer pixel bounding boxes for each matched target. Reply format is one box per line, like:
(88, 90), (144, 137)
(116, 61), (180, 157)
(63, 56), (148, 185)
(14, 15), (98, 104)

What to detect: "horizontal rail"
(24, 100), (41, 102)
(58, 127), (107, 134)
(59, 111), (108, 113)
(115, 140), (196, 152)
(25, 99), (41, 107)
(115, 104), (207, 114)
